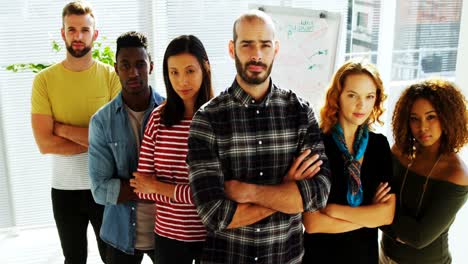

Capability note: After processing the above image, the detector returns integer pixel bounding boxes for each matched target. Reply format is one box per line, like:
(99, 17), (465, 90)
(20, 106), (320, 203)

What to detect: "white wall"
(456, 0), (468, 95)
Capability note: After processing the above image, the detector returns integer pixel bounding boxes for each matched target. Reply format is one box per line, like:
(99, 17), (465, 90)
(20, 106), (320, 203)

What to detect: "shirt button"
(256, 228), (260, 232)
(244, 104), (248, 108)
(259, 172), (263, 176)
(258, 141), (262, 145)
(254, 257), (258, 261)
(114, 143), (118, 146)
(251, 100), (255, 103)
(131, 207), (135, 210)
(256, 110), (260, 114)
(132, 223), (136, 226)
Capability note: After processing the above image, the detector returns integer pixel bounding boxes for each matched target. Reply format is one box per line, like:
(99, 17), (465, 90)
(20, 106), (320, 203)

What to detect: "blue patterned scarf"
(331, 123), (369, 207)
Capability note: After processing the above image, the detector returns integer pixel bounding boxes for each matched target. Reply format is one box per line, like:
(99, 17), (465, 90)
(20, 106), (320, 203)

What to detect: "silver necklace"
(399, 154), (442, 215)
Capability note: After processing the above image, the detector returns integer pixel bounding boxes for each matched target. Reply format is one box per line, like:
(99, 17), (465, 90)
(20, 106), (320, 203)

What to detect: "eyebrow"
(344, 90), (376, 95)
(239, 40), (273, 44)
(66, 26), (90, 30)
(410, 110), (437, 115)
(169, 64), (197, 70)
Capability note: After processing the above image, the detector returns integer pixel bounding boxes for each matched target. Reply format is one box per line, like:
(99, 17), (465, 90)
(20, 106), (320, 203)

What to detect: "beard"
(234, 53), (273, 85)
(66, 41), (92, 58)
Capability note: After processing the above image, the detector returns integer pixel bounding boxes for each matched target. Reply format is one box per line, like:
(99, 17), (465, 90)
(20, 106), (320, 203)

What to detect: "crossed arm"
(304, 182), (396, 234)
(31, 113), (88, 155)
(224, 149), (324, 228)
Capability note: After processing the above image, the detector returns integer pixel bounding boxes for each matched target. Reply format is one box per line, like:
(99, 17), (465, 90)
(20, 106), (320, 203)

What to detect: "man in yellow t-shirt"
(30, 1), (120, 263)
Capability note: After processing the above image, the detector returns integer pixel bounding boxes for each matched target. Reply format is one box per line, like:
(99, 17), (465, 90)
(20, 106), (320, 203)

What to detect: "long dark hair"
(161, 35), (213, 127)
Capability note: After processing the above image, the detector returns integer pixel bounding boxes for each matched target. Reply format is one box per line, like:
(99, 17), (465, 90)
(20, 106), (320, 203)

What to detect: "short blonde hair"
(62, 1), (95, 27)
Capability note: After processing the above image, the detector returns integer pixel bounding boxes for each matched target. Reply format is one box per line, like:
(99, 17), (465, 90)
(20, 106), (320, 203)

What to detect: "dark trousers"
(154, 233), (203, 264)
(51, 188), (107, 264)
(106, 245), (154, 264)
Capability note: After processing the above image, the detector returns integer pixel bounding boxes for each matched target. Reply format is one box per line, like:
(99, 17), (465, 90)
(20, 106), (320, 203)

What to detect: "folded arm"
(187, 114), (276, 231)
(32, 114), (87, 155)
(324, 182), (396, 228)
(324, 194), (396, 228)
(303, 210), (362, 234)
(225, 149), (326, 214)
(392, 185), (467, 249)
(54, 121), (89, 147)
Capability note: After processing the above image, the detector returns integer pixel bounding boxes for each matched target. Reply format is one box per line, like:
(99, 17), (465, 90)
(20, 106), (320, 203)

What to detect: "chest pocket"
(108, 141), (132, 176)
(88, 97), (108, 119)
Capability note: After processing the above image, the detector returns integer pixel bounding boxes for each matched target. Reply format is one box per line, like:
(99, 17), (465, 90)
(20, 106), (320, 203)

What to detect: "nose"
(73, 31), (83, 41)
(179, 73), (189, 86)
(420, 120), (429, 132)
(250, 46), (262, 62)
(129, 66), (139, 77)
(356, 97), (363, 109)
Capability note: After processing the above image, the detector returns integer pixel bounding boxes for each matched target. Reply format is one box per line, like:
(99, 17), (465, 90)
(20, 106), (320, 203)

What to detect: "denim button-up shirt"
(88, 89), (164, 254)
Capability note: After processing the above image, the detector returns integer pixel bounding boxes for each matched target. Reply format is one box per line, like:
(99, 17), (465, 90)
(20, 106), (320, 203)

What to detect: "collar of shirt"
(114, 86), (165, 114)
(229, 78), (274, 108)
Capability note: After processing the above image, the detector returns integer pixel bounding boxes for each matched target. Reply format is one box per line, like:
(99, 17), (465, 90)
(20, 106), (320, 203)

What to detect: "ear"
(93, 29), (99, 41)
(61, 28), (66, 42)
(114, 63), (119, 74)
(228, 40), (235, 60)
(274, 40), (279, 56)
(149, 61), (154, 74)
(204, 60), (211, 72)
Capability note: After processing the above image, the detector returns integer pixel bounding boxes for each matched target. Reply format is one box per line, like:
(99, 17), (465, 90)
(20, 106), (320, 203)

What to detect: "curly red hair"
(320, 59), (386, 134)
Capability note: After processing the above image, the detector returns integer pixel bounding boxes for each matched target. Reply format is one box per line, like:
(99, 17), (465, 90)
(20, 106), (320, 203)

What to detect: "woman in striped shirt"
(130, 35), (213, 264)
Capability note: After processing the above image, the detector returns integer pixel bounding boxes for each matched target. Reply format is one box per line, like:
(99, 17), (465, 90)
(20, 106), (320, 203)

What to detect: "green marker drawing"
(308, 50), (328, 59)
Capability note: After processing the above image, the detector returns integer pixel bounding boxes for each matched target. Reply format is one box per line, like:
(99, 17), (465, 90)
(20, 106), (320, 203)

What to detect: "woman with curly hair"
(303, 59), (395, 264)
(380, 78), (468, 264)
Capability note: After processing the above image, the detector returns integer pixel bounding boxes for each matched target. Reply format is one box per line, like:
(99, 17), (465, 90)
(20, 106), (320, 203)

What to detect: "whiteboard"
(250, 5), (341, 111)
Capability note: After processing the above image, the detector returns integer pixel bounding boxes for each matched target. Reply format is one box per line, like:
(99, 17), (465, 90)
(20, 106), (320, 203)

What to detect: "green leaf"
(6, 38), (116, 73)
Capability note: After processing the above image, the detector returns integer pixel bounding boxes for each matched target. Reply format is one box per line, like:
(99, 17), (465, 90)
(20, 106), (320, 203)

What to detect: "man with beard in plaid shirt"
(187, 10), (331, 264)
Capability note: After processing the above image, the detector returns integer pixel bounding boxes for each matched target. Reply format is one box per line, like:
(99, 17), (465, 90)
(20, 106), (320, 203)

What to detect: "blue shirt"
(88, 88), (164, 254)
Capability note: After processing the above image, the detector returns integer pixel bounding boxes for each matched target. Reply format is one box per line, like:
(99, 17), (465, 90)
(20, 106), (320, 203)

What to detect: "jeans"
(51, 188), (107, 264)
(106, 245), (154, 264)
(153, 233), (203, 264)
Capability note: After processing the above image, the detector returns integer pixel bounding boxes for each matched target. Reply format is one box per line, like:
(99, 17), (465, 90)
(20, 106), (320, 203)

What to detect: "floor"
(0, 226), (152, 264)
(1, 205), (467, 263)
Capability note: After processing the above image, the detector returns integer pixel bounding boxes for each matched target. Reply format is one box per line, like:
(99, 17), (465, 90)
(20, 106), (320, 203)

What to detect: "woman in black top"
(303, 59), (395, 264)
(380, 78), (468, 264)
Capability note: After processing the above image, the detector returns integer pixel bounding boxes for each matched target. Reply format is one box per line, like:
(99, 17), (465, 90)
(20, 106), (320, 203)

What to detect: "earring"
(410, 136), (416, 164)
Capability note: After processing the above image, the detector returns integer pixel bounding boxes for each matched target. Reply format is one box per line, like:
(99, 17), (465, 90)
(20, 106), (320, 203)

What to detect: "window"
(391, 0), (462, 81)
(0, 0), (465, 229)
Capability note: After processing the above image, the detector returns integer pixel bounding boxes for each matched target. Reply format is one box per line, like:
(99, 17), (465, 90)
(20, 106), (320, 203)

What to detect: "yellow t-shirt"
(31, 60), (121, 190)
(31, 60), (121, 126)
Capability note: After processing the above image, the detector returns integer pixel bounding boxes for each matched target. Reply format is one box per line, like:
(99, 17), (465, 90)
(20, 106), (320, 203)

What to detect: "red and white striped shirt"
(137, 105), (206, 242)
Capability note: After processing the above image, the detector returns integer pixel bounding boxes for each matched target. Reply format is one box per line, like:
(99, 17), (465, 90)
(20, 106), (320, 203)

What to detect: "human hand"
(130, 172), (157, 194)
(117, 179), (138, 203)
(372, 182), (392, 204)
(284, 149), (322, 182)
(224, 180), (253, 203)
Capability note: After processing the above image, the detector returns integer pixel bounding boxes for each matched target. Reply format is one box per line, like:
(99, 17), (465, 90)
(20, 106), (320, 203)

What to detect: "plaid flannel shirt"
(187, 79), (331, 264)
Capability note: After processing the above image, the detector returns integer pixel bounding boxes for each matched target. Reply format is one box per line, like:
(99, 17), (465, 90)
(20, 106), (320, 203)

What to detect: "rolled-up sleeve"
(88, 115), (121, 205)
(296, 104), (331, 212)
(187, 111), (237, 231)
